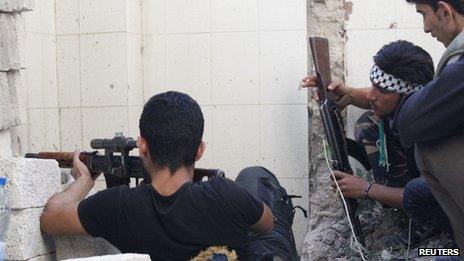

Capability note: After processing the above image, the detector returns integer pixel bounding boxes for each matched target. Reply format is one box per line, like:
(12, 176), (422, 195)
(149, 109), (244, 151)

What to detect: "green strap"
(377, 121), (390, 172)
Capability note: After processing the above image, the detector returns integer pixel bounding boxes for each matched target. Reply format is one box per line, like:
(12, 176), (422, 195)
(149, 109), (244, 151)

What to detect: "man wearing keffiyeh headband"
(301, 40), (455, 249)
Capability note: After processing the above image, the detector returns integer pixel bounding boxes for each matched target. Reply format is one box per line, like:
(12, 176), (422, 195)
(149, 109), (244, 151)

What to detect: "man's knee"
(238, 166), (267, 177)
(403, 177), (430, 216)
(354, 111), (379, 144)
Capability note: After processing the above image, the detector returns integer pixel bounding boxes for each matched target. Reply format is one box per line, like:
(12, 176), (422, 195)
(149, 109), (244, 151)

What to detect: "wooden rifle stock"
(25, 152), (224, 185)
(309, 37), (367, 246)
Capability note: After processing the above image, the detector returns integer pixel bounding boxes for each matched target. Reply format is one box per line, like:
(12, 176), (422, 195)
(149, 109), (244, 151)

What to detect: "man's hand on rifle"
(331, 171), (369, 199)
(71, 150), (101, 181)
(300, 75), (348, 102)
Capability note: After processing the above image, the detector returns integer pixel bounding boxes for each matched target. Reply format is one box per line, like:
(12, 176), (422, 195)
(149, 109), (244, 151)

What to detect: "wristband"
(363, 181), (375, 199)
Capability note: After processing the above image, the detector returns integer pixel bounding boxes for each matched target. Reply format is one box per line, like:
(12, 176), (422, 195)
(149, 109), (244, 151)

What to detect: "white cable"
(322, 139), (368, 261)
(406, 218), (412, 260)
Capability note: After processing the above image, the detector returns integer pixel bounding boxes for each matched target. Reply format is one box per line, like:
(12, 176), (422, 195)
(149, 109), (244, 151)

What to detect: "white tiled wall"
(23, 0), (309, 254)
(22, 0), (59, 153)
(142, 0), (309, 252)
(345, 0), (446, 136)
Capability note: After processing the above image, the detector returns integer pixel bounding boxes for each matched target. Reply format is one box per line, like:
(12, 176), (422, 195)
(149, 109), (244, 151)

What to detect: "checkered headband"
(369, 65), (423, 94)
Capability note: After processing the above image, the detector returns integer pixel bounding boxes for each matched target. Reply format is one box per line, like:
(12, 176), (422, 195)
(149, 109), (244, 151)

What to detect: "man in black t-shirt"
(40, 91), (274, 260)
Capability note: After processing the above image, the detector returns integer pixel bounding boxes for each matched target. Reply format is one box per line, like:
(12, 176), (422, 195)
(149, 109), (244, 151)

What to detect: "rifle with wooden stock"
(309, 37), (371, 246)
(25, 133), (225, 188)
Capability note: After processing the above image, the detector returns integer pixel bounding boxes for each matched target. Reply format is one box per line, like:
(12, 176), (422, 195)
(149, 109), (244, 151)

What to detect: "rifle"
(309, 37), (371, 246)
(25, 133), (225, 188)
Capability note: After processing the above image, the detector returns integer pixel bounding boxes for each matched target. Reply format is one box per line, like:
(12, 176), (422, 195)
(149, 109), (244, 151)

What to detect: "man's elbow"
(261, 216), (274, 234)
(40, 195), (63, 236)
(250, 203), (274, 234)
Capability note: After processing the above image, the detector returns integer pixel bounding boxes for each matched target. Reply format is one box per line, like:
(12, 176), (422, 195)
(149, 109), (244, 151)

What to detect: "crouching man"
(302, 40), (454, 248)
(40, 91), (291, 260)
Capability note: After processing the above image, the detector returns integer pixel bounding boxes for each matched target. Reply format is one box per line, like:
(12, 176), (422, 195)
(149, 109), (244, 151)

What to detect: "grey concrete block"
(28, 253), (57, 261)
(0, 71), (23, 130)
(0, 13), (24, 71)
(55, 235), (120, 260)
(0, 129), (12, 157)
(0, 158), (61, 209)
(0, 72), (19, 129)
(6, 208), (55, 260)
(63, 254), (151, 261)
(0, 0), (33, 12)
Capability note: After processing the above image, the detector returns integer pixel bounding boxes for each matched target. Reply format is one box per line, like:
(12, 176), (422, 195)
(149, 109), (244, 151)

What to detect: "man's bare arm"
(40, 151), (98, 236)
(367, 184), (404, 209)
(332, 170), (404, 209)
(249, 203), (274, 234)
(300, 76), (372, 109)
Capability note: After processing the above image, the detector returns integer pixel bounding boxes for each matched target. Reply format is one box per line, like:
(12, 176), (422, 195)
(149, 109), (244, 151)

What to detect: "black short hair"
(406, 0), (464, 15)
(373, 40), (434, 87)
(139, 91), (204, 173)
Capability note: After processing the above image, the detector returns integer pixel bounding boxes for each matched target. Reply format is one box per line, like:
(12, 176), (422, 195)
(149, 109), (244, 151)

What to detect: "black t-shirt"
(78, 176), (264, 260)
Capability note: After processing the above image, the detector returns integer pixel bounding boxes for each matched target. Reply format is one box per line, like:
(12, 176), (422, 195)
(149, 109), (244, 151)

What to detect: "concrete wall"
(142, 0), (310, 252)
(0, 0), (33, 157)
(18, 0), (310, 254)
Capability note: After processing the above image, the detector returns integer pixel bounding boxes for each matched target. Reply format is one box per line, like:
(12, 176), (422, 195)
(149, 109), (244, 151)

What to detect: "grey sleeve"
(393, 56), (464, 147)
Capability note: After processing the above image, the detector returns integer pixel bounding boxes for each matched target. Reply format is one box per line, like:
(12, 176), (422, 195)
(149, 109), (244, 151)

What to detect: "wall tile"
(42, 35), (58, 108)
(81, 107), (128, 151)
(126, 0), (142, 34)
(346, 0), (396, 29)
(396, 28), (445, 65)
(79, 0), (125, 33)
(56, 35), (81, 108)
(260, 105), (308, 179)
(212, 105), (260, 179)
(142, 35), (165, 100)
(127, 120), (141, 157)
(24, 32), (44, 108)
(211, 0), (258, 32)
(128, 105), (142, 139)
(23, 0), (41, 33)
(259, 30), (307, 104)
(55, 0), (79, 35)
(27, 108), (45, 151)
(212, 32), (259, 105)
(166, 34), (211, 105)
(44, 108), (60, 151)
(258, 0), (306, 30)
(141, 0), (164, 35)
(345, 29), (396, 87)
(127, 33), (144, 106)
(40, 0), (55, 35)
(396, 1), (423, 29)
(59, 108), (82, 151)
(195, 106), (213, 169)
(165, 0), (210, 33)
(80, 33), (127, 107)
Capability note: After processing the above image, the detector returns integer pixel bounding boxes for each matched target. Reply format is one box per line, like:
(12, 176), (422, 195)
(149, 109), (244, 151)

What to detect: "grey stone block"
(63, 254), (151, 261)
(0, 158), (61, 209)
(0, 0), (33, 12)
(0, 13), (24, 71)
(55, 235), (120, 260)
(5, 208), (55, 260)
(0, 71), (23, 130)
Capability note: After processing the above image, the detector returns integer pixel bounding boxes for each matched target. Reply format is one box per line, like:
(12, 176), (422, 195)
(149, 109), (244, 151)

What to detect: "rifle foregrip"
(25, 152), (90, 169)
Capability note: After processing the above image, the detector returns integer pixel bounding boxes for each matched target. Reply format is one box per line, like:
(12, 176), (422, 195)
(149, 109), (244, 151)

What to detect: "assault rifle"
(25, 133), (225, 188)
(309, 37), (371, 246)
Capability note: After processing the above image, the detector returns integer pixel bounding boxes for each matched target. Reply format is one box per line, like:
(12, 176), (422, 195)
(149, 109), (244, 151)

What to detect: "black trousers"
(235, 166), (299, 261)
